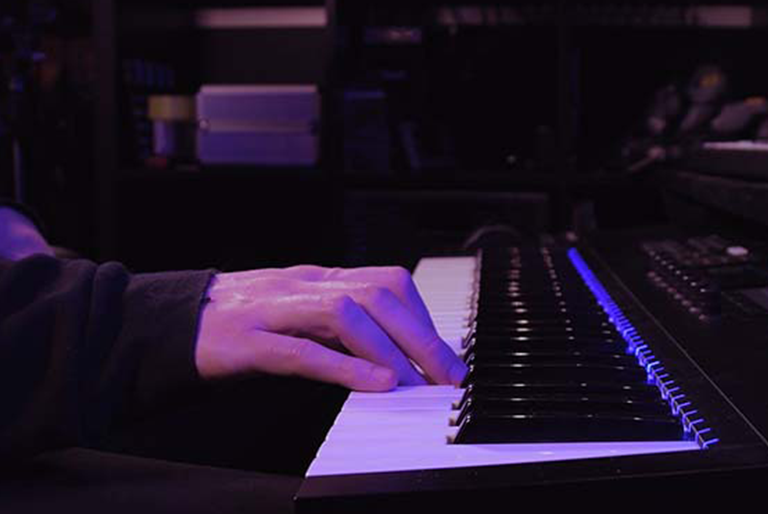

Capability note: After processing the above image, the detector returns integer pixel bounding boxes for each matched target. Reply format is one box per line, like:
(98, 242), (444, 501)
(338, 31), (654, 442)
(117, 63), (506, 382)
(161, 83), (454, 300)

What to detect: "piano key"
(454, 388), (670, 411)
(458, 382), (665, 405)
(464, 362), (649, 385)
(451, 395), (674, 427)
(464, 344), (630, 361)
(453, 412), (684, 444)
(463, 348), (640, 367)
(469, 326), (619, 339)
(473, 313), (609, 325)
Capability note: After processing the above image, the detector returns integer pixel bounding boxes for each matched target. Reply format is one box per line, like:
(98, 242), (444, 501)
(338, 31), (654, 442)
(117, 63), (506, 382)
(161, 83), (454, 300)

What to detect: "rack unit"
(92, 1), (334, 270)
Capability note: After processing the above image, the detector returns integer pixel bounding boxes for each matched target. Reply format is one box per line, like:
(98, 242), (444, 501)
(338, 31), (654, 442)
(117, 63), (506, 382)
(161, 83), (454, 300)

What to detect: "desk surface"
(0, 376), (347, 514)
(0, 448), (301, 514)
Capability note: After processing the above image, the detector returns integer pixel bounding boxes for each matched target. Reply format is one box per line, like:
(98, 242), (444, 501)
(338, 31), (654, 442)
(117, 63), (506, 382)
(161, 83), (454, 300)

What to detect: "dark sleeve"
(0, 255), (216, 461)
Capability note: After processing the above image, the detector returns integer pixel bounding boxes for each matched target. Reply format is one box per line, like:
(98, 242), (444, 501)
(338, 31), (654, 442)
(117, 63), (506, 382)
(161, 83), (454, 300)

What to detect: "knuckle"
(324, 266), (344, 280)
(363, 285), (394, 308)
(257, 277), (298, 294)
(288, 339), (310, 362)
(278, 339), (312, 375)
(325, 294), (358, 326)
(287, 265), (328, 281)
(386, 266), (414, 290)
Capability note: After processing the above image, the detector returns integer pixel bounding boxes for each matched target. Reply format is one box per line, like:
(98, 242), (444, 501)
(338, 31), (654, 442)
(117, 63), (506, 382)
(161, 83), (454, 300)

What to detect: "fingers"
(326, 295), (427, 386)
(240, 283), (457, 386)
(250, 331), (398, 392)
(201, 266), (467, 389)
(347, 286), (467, 386)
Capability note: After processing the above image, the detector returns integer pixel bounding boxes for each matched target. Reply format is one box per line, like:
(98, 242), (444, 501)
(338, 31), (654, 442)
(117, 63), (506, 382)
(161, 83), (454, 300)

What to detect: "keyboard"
(297, 236), (768, 512)
(682, 140), (768, 180)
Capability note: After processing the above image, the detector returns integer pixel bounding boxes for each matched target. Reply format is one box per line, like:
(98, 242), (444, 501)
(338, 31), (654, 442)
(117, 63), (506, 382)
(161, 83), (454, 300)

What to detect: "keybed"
(305, 250), (701, 478)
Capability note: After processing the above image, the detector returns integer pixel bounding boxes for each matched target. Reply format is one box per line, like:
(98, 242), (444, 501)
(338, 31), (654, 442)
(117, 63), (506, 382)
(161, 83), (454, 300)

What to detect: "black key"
(475, 299), (602, 311)
(472, 306), (609, 319)
(464, 363), (649, 386)
(471, 320), (616, 335)
(470, 326), (618, 339)
(464, 335), (628, 353)
(456, 388), (668, 410)
(472, 312), (612, 327)
(460, 382), (664, 403)
(453, 412), (684, 443)
(463, 348), (639, 368)
(462, 334), (627, 351)
(452, 395), (674, 427)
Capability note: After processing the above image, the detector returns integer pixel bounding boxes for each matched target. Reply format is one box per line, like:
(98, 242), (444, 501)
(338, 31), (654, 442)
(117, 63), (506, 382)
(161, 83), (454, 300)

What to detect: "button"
(726, 246), (750, 257)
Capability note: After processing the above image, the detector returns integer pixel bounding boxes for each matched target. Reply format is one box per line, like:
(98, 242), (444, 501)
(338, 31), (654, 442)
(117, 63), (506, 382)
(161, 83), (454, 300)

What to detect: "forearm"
(0, 255), (215, 461)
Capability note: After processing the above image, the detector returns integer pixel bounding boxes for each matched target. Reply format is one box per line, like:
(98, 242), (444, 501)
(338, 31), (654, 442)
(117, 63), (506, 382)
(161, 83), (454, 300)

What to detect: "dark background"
(4, 2), (768, 505)
(2, 1), (768, 271)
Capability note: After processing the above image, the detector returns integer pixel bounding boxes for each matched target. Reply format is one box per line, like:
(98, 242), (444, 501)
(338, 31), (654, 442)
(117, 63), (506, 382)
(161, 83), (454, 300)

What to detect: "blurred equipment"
(709, 97), (768, 141)
(0, 0), (59, 202)
(646, 84), (684, 138)
(196, 84), (319, 166)
(121, 58), (179, 166)
(342, 89), (391, 174)
(619, 64), (730, 174)
(148, 95), (196, 164)
(0, 0), (95, 255)
(677, 64), (729, 138)
(619, 83), (683, 173)
(677, 96), (768, 181)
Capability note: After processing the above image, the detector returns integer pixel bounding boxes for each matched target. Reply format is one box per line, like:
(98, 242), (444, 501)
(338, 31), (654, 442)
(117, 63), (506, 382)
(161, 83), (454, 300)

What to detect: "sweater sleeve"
(0, 255), (216, 461)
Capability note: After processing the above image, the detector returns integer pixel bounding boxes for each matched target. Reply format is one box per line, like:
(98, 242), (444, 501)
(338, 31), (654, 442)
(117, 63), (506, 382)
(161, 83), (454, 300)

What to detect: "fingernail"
(448, 360), (468, 386)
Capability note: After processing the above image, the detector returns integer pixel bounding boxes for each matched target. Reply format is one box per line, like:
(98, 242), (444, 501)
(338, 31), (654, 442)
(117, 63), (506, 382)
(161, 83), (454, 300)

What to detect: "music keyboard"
(306, 252), (699, 477)
(298, 238), (768, 512)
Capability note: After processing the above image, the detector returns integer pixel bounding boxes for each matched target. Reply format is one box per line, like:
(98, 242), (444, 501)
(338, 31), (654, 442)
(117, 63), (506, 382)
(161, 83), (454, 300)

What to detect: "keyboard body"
(296, 229), (768, 512)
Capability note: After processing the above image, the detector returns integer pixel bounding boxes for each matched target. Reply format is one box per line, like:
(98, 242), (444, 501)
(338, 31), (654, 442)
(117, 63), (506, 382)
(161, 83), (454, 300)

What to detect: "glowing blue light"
(567, 248), (718, 449)
(646, 362), (662, 372)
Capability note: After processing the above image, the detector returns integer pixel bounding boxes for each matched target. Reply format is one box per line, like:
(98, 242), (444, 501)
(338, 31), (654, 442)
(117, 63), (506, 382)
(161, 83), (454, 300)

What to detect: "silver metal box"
(196, 85), (319, 166)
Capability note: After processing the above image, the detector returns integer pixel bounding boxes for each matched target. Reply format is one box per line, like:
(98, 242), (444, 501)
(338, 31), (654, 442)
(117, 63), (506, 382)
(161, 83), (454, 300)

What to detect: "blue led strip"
(567, 248), (719, 449)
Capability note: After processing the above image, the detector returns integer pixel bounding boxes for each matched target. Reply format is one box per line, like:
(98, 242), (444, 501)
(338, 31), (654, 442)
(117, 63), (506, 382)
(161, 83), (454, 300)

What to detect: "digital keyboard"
(297, 233), (768, 512)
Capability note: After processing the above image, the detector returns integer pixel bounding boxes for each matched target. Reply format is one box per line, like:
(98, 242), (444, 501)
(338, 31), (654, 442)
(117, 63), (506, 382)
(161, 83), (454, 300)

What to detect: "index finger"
(350, 286), (467, 386)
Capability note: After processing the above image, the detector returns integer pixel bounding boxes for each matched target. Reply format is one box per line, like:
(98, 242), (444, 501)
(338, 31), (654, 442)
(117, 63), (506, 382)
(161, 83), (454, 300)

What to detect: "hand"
(195, 265), (468, 392)
(0, 207), (54, 261)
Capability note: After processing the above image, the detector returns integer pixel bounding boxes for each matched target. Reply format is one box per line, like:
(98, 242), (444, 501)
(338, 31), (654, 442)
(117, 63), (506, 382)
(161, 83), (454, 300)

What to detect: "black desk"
(0, 448), (301, 514)
(1, 377), (348, 514)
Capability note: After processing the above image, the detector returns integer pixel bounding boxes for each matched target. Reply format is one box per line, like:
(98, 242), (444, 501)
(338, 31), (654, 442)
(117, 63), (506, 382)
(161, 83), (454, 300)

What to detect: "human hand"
(194, 265), (467, 392)
(0, 207), (54, 261)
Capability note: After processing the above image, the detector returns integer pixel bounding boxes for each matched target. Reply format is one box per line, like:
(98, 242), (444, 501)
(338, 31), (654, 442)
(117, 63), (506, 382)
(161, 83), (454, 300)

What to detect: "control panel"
(642, 235), (768, 320)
